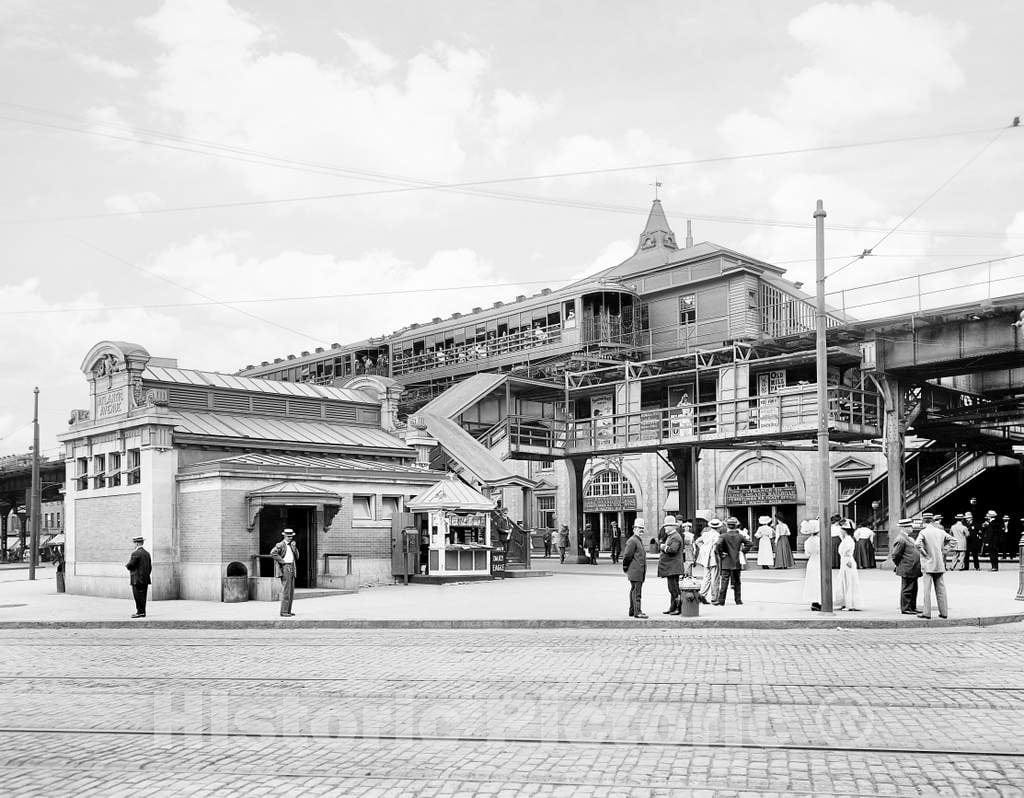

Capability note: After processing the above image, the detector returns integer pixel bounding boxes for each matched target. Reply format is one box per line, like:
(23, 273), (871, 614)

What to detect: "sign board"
(724, 484), (798, 505)
(95, 390), (126, 419)
(490, 539), (507, 578)
(583, 495), (638, 512)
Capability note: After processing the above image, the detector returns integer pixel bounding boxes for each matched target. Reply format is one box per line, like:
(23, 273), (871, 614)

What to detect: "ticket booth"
(406, 475), (496, 581)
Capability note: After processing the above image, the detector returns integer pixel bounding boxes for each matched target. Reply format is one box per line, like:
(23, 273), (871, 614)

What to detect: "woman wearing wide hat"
(853, 521), (876, 569)
(801, 519), (822, 611)
(754, 516), (775, 569)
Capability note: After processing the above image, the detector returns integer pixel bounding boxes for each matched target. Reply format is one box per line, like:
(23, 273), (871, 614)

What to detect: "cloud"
(337, 32), (396, 75)
(135, 0), (546, 207)
(104, 191), (162, 216)
(567, 239), (635, 282)
(1005, 211), (1024, 254)
(73, 52), (140, 79)
(535, 129), (693, 189)
(720, 2), (967, 151)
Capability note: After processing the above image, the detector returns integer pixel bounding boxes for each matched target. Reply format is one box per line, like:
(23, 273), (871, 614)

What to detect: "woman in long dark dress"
(853, 523), (876, 569)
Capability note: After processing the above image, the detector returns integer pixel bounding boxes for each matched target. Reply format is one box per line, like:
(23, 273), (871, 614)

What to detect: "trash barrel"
(680, 581), (700, 617)
(222, 561), (249, 602)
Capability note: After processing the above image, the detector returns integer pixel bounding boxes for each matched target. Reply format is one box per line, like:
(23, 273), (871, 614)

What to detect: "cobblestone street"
(2, 624), (1024, 796)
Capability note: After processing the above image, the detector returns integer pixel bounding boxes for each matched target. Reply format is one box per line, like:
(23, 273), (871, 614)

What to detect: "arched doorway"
(584, 468), (639, 550)
(719, 455), (804, 547)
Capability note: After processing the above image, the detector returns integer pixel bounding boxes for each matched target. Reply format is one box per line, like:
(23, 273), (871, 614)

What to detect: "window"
(93, 454), (107, 489)
(56, 513), (61, 528)
(76, 457), (89, 491)
(837, 477), (869, 502)
(537, 495), (556, 529)
(679, 293), (696, 325)
(126, 448), (141, 486)
(353, 495), (373, 520)
(584, 470), (636, 498)
(539, 458), (553, 471)
(381, 496), (400, 520)
(108, 452), (122, 487)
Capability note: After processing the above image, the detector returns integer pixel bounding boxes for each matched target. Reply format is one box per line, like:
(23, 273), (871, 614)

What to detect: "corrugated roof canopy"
(172, 410), (412, 453)
(144, 365), (375, 403)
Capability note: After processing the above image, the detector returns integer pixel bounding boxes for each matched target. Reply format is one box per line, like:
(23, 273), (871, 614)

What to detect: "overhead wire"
(826, 124), (1017, 278)
(0, 104), (1019, 240)
(65, 235), (321, 344)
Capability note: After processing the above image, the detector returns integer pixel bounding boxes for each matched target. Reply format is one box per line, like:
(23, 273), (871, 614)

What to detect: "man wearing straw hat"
(981, 511), (1002, 571)
(695, 518), (722, 605)
(621, 517), (648, 619)
(269, 528), (300, 617)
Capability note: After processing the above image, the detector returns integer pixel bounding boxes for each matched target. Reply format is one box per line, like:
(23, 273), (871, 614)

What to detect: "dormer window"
(640, 234), (656, 250)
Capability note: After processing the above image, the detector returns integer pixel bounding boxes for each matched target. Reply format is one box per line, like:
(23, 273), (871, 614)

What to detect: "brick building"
(60, 341), (443, 601)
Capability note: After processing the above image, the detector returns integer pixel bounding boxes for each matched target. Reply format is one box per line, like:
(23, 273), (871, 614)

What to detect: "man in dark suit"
(890, 519), (922, 615)
(963, 511), (981, 570)
(125, 535), (152, 619)
(269, 528), (300, 617)
(621, 518), (648, 619)
(713, 517), (744, 606)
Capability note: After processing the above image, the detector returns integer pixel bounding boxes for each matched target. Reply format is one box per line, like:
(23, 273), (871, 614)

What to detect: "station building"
(59, 341), (444, 601)
(238, 202), (899, 549)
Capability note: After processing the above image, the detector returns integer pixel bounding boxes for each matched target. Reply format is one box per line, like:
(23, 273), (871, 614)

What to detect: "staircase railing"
(492, 511), (531, 569)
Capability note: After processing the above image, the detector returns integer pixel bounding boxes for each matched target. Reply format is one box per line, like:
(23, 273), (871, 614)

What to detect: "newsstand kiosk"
(406, 474), (496, 581)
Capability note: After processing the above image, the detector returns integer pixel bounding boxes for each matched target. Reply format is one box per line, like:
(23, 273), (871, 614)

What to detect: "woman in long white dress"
(801, 519), (822, 611)
(755, 516), (775, 568)
(833, 523), (863, 611)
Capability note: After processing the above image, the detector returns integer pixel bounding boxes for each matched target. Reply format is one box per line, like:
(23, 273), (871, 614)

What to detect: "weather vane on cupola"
(650, 179), (663, 200)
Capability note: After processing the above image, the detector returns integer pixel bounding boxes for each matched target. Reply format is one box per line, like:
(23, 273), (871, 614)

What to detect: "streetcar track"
(3, 726), (1023, 759)
(0, 763), (1014, 798)
(4, 674), (1023, 692)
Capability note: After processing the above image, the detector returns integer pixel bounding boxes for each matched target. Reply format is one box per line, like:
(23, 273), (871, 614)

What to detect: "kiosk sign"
(490, 539), (507, 578)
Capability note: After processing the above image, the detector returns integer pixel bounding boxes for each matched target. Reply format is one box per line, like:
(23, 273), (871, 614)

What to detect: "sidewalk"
(2, 562), (1022, 628)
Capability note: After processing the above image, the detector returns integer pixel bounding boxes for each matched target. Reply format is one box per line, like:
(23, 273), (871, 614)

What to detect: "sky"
(1, 0), (1022, 457)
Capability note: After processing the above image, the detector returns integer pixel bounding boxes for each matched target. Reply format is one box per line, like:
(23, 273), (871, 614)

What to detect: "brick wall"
(75, 493), (142, 560)
(178, 488), (222, 563)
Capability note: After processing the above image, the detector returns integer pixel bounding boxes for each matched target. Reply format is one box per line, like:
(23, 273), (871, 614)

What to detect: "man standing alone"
(609, 521), (622, 564)
(270, 528), (300, 617)
(621, 518), (648, 619)
(125, 535), (152, 619)
(557, 524), (570, 564)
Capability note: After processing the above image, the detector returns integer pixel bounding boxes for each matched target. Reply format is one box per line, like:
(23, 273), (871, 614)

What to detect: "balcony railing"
(392, 322), (564, 378)
(566, 386), (881, 452)
(760, 286), (844, 338)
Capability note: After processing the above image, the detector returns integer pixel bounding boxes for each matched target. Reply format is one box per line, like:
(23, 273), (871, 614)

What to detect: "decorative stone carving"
(144, 388), (169, 407)
(68, 409), (90, 426)
(247, 504), (262, 534)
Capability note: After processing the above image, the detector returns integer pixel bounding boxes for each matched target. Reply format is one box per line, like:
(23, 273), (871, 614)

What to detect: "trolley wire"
(0, 104), (1019, 241)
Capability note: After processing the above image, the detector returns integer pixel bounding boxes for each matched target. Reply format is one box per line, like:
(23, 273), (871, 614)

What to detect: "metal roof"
(209, 453), (434, 474)
(406, 475), (496, 511)
(144, 366), (375, 404)
(172, 410), (412, 452)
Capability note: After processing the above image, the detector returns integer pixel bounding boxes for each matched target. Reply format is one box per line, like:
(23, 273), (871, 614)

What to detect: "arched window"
(585, 470), (636, 498)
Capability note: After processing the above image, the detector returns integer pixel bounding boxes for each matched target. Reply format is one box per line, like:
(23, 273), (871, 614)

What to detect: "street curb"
(1, 612), (1022, 631)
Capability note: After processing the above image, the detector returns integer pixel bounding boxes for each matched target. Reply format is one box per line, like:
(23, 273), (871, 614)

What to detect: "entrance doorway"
(585, 510), (638, 550)
(257, 505), (316, 588)
(726, 504), (798, 549)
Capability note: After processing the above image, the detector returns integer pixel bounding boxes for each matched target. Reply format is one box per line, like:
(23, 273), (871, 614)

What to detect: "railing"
(566, 386), (881, 452)
(759, 284), (844, 338)
(477, 415), (568, 453)
(391, 322), (564, 378)
(492, 511), (531, 569)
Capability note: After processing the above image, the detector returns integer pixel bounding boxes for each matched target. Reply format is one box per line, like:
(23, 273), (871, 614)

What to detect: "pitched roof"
(171, 410), (413, 453)
(641, 199), (674, 236)
(144, 365), (375, 404)
(406, 475), (496, 511)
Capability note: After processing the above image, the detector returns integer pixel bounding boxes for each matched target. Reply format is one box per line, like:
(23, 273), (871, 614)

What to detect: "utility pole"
(29, 387), (41, 581)
(814, 201), (833, 613)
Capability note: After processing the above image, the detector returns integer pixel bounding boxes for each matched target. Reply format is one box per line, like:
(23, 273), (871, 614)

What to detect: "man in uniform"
(269, 528), (300, 617)
(125, 535), (152, 619)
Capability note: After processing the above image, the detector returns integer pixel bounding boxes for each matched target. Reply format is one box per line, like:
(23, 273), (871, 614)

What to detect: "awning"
(663, 490), (679, 512)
